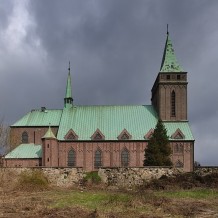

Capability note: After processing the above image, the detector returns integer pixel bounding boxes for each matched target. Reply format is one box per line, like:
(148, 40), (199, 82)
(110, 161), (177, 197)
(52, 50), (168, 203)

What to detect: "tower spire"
(160, 29), (184, 72)
(64, 62), (73, 108)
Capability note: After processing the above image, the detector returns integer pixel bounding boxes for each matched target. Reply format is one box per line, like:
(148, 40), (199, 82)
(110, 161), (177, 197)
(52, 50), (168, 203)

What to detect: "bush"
(17, 170), (48, 191)
(84, 171), (101, 184)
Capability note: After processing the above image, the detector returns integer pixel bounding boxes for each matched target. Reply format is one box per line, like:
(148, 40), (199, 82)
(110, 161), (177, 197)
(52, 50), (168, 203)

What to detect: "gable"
(91, 129), (105, 140)
(117, 129), (132, 140)
(144, 128), (154, 139)
(171, 128), (185, 139)
(64, 129), (78, 140)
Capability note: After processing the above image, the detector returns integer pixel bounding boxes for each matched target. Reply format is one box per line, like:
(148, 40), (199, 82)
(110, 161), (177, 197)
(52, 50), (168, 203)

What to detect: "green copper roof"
(56, 105), (194, 141)
(5, 144), (42, 159)
(42, 126), (56, 139)
(164, 122), (194, 140)
(11, 105), (194, 141)
(11, 109), (62, 127)
(160, 33), (184, 72)
(57, 105), (157, 140)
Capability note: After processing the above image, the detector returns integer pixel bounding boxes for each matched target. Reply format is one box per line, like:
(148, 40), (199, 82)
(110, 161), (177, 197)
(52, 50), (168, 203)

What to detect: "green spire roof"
(42, 126), (56, 139)
(160, 32), (184, 72)
(64, 62), (73, 108)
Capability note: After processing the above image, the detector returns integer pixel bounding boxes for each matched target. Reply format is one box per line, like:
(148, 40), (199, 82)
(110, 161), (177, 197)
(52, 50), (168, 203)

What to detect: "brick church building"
(4, 32), (194, 172)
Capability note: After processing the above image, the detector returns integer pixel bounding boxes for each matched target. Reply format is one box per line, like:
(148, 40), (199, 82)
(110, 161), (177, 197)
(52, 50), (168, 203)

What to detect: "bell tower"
(151, 31), (188, 121)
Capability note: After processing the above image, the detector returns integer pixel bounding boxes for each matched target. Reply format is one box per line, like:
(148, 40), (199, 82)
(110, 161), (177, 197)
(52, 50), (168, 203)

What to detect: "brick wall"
(3, 158), (41, 167)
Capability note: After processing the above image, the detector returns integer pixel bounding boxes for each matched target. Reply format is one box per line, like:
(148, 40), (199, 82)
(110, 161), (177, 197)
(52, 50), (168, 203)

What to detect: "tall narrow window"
(171, 90), (176, 116)
(94, 149), (102, 168)
(68, 149), (76, 167)
(121, 148), (129, 167)
(22, 131), (28, 143)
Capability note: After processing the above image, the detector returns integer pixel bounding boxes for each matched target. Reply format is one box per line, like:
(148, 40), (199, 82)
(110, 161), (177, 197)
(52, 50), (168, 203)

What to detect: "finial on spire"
(167, 24), (169, 35)
(68, 61), (70, 74)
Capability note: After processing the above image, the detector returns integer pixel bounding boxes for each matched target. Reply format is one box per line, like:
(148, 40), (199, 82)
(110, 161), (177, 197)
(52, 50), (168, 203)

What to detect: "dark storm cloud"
(1, 0), (218, 165)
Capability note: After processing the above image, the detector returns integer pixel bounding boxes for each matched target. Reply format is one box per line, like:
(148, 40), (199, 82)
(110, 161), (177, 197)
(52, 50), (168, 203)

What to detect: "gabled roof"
(5, 144), (42, 159)
(160, 32), (184, 73)
(57, 105), (157, 140)
(164, 122), (193, 141)
(56, 105), (194, 141)
(11, 109), (62, 127)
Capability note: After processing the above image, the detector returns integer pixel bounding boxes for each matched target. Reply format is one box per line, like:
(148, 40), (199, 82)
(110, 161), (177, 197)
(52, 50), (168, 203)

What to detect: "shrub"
(84, 171), (101, 184)
(17, 170), (48, 191)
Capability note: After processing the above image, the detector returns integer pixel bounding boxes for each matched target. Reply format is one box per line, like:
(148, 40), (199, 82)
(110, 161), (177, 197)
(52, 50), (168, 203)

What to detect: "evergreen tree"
(144, 119), (172, 166)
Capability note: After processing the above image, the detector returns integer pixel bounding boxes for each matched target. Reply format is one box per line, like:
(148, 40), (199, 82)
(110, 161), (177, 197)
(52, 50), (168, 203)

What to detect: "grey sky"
(0, 0), (218, 165)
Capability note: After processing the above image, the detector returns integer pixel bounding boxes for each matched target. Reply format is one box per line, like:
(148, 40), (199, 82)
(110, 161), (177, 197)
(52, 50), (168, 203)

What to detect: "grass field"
(1, 188), (218, 217)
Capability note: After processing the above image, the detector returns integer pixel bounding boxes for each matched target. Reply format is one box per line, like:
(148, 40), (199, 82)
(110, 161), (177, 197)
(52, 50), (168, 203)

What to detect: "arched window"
(22, 131), (28, 143)
(121, 148), (129, 167)
(171, 90), (176, 116)
(94, 149), (102, 168)
(68, 149), (76, 167)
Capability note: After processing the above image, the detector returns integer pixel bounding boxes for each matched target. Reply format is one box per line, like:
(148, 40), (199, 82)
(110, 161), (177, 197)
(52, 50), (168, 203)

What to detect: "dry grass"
(1, 171), (218, 217)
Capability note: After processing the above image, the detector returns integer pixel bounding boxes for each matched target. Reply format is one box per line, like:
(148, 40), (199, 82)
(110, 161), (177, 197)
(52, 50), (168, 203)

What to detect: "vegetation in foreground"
(1, 172), (218, 217)
(144, 119), (172, 166)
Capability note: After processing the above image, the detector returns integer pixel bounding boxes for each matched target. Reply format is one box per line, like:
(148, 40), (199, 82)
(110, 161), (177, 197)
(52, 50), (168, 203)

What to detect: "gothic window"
(94, 149), (102, 168)
(174, 143), (183, 153)
(175, 160), (184, 168)
(177, 75), (181, 80)
(171, 90), (176, 116)
(118, 129), (132, 140)
(167, 75), (170, 80)
(121, 148), (129, 167)
(68, 149), (76, 167)
(22, 131), (28, 143)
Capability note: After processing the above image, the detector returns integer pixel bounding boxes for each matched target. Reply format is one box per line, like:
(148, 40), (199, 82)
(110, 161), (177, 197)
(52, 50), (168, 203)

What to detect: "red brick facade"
(4, 158), (41, 167)
(7, 127), (194, 171)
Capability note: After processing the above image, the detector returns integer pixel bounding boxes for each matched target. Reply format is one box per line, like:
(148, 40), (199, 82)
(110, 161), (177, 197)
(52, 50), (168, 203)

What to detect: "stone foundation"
(98, 167), (183, 187)
(1, 167), (218, 188)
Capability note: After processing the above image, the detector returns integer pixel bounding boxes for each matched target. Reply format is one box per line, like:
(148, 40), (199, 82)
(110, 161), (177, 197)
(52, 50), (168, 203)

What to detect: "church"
(4, 32), (194, 172)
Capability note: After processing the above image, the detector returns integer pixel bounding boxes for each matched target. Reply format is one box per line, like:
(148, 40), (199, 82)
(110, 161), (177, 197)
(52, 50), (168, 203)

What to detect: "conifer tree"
(144, 119), (172, 166)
